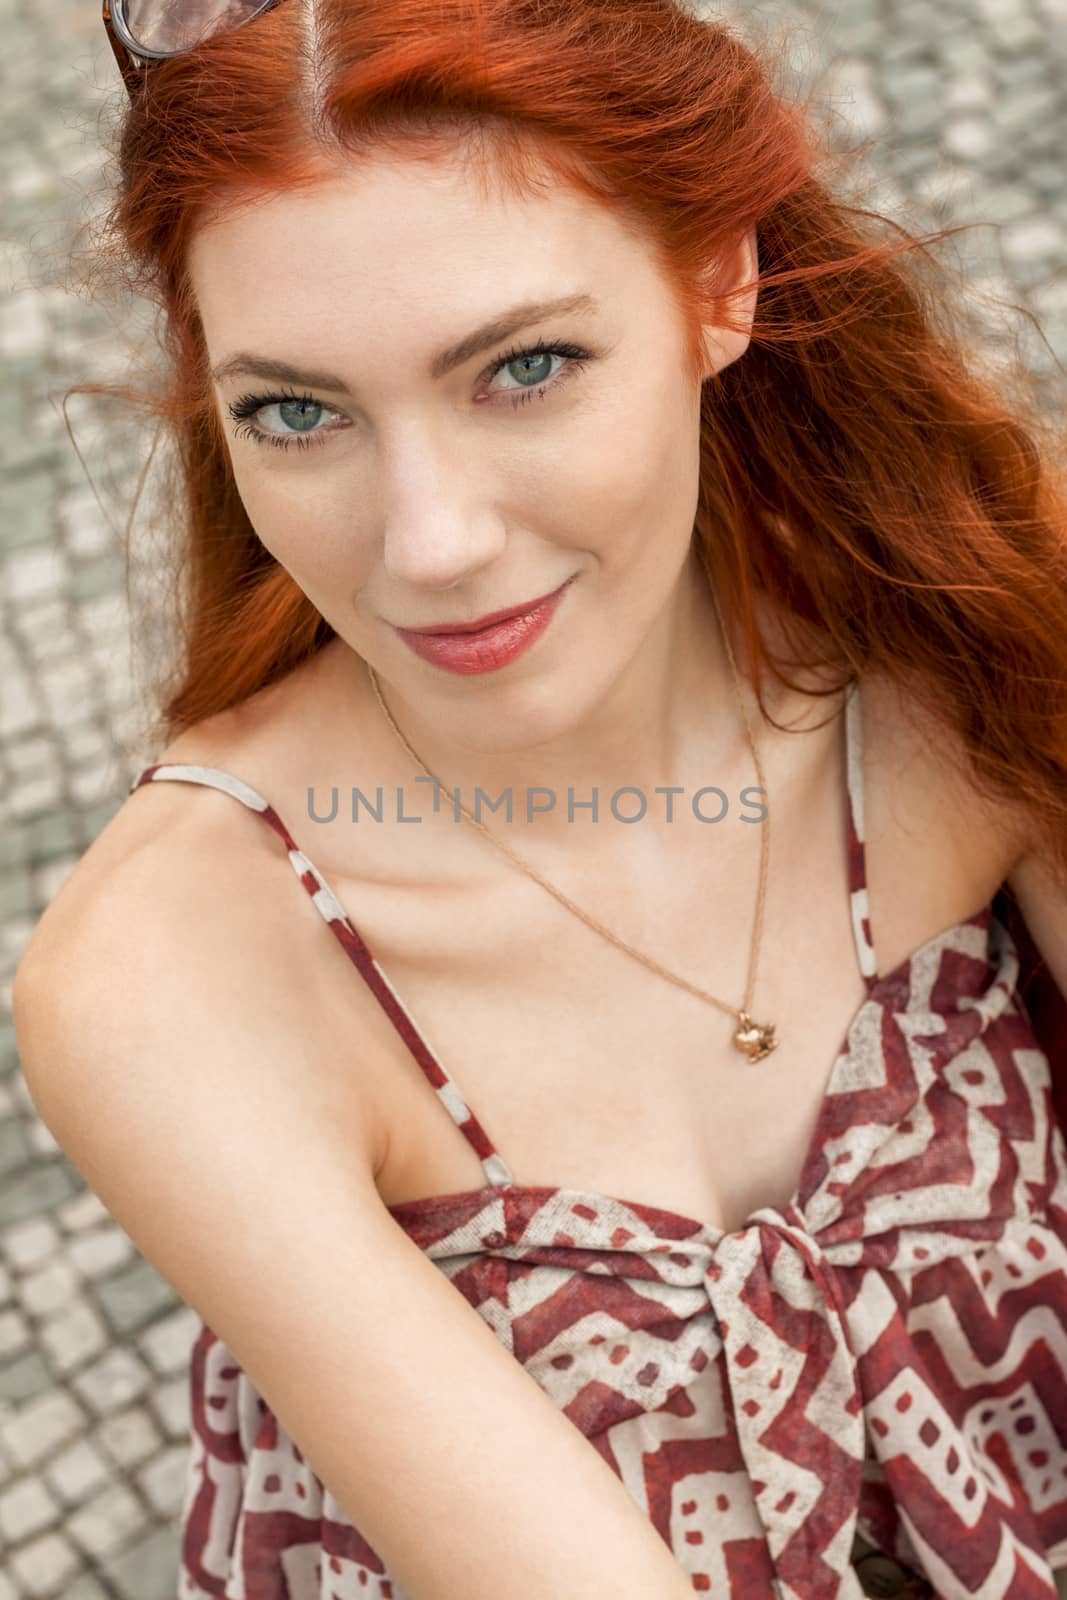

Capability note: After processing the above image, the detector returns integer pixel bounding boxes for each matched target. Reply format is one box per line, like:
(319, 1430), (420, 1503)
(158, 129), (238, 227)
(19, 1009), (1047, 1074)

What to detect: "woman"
(12, 0), (1067, 1595)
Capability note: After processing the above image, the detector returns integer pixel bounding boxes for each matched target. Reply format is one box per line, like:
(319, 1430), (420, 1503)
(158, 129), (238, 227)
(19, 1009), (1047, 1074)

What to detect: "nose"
(379, 431), (508, 590)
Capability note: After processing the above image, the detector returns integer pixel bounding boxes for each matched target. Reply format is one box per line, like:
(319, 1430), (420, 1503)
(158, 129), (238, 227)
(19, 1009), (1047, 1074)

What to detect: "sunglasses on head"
(101, 0), (283, 94)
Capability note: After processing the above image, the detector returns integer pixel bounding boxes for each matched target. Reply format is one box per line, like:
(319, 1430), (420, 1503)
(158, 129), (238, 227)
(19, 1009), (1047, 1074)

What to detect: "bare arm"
(12, 845), (696, 1600)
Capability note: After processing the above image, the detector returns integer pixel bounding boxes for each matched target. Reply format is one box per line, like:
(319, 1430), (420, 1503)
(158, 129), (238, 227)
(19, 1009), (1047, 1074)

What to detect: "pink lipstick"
(393, 577), (576, 676)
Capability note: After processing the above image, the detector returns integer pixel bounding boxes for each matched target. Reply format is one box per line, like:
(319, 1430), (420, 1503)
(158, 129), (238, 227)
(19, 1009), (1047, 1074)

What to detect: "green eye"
(486, 339), (592, 410)
(275, 398), (325, 432)
(227, 388), (340, 451)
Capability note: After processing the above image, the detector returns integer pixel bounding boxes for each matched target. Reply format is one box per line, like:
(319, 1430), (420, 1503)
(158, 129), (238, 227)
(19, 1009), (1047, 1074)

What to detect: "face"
(187, 138), (756, 752)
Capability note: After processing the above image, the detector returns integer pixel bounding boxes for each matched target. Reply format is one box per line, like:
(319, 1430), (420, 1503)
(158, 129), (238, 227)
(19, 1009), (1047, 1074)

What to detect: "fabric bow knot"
(704, 1205), (870, 1599)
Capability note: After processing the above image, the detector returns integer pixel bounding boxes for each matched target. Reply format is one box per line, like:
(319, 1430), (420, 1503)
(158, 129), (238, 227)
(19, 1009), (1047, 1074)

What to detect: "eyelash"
(226, 337), (593, 453)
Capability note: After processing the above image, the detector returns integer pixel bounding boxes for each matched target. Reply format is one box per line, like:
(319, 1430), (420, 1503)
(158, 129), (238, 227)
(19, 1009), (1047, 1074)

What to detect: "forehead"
(186, 141), (657, 342)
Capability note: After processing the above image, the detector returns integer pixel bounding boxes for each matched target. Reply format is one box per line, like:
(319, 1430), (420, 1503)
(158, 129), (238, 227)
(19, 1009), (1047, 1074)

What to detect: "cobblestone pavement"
(2, 0), (1066, 1592)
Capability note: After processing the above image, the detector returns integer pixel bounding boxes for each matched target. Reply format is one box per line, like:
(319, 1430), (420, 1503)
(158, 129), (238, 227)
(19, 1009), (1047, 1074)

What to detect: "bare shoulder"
(12, 726), (390, 1183)
(752, 582), (1034, 877)
(15, 737), (284, 991)
(17, 642), (342, 989)
(858, 665), (1034, 878)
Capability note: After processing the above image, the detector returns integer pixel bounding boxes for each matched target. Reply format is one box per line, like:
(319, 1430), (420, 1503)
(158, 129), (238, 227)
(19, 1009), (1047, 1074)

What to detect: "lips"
(392, 575), (576, 676)
(401, 580), (573, 636)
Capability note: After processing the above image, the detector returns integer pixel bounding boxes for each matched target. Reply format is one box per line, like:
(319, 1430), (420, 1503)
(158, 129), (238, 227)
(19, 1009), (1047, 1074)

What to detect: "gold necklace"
(366, 579), (777, 1062)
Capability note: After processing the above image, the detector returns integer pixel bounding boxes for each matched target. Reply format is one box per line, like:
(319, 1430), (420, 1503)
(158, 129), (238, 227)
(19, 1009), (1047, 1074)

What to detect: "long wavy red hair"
(71, 0), (1067, 1065)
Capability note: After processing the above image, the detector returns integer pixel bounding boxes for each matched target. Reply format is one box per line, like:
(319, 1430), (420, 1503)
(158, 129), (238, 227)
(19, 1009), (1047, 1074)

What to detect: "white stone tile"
(66, 1482), (148, 1559)
(943, 73), (992, 112)
(1001, 217), (1066, 265)
(58, 1190), (110, 1233)
(20, 601), (75, 667)
(148, 1374), (192, 1441)
(914, 161), (978, 214)
(944, 115), (996, 161)
(0, 1474), (61, 1544)
(3, 546), (66, 605)
(43, 1436), (112, 1506)
(0, 1309), (30, 1359)
(138, 1307), (199, 1378)
(59, 491), (113, 560)
(40, 1302), (109, 1374)
(63, 725), (112, 767)
(35, 658), (97, 731)
(68, 1227), (133, 1279)
(10, 771), (64, 819)
(7, 1529), (82, 1599)
(0, 1390), (88, 1470)
(95, 1405), (162, 1471)
(137, 1442), (191, 1518)
(0, 638), (37, 740)
(821, 57), (886, 139)
(68, 764), (114, 807)
(0, 291), (50, 360)
(77, 594), (127, 644)
(2, 1216), (60, 1273)
(21, 1259), (78, 1319)
(71, 1348), (152, 1416)
(6, 734), (60, 780)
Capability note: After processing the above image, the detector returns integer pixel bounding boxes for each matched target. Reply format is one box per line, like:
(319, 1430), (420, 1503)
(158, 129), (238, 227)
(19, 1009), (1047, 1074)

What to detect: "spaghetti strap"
(843, 681), (880, 983)
(128, 763), (515, 1189)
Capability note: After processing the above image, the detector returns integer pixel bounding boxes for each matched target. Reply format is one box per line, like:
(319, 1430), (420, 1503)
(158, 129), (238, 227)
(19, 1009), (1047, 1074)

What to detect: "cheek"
(550, 380), (699, 566)
(230, 461), (375, 588)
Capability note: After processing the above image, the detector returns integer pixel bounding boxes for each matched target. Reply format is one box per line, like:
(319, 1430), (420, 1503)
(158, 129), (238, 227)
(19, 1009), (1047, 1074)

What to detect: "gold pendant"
(734, 1010), (778, 1062)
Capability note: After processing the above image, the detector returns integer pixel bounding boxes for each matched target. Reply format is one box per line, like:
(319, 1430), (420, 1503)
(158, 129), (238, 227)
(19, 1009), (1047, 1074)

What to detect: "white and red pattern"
(131, 682), (1067, 1599)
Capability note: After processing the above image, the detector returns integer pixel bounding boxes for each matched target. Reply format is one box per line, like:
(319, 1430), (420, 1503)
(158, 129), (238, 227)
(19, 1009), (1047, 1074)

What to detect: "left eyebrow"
(209, 291), (600, 392)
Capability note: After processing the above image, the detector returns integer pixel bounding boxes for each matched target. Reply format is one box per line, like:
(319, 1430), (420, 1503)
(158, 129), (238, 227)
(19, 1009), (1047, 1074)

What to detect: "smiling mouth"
(398, 578), (575, 636)
(391, 576), (577, 676)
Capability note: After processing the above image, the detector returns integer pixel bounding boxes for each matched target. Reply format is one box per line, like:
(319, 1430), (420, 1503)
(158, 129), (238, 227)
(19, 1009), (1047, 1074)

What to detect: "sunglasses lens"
(122, 0), (266, 55)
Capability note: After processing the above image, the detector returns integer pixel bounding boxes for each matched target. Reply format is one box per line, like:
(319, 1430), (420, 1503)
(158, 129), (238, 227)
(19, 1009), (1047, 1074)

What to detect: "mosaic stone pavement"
(1, 0), (1065, 1591)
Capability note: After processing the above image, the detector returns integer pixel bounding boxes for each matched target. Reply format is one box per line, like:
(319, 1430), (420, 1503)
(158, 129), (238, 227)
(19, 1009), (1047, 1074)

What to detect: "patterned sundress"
(128, 679), (1067, 1599)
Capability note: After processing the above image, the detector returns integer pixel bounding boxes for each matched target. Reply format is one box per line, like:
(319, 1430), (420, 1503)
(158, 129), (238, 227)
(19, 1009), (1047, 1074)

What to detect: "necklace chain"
(366, 573), (777, 1061)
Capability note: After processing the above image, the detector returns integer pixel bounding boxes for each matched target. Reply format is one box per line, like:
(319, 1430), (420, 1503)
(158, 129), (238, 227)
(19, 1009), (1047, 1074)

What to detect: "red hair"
(71, 0), (1067, 898)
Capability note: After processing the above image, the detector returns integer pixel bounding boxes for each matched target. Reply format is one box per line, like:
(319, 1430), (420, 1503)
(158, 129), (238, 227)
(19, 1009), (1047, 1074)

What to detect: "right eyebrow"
(209, 291), (600, 392)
